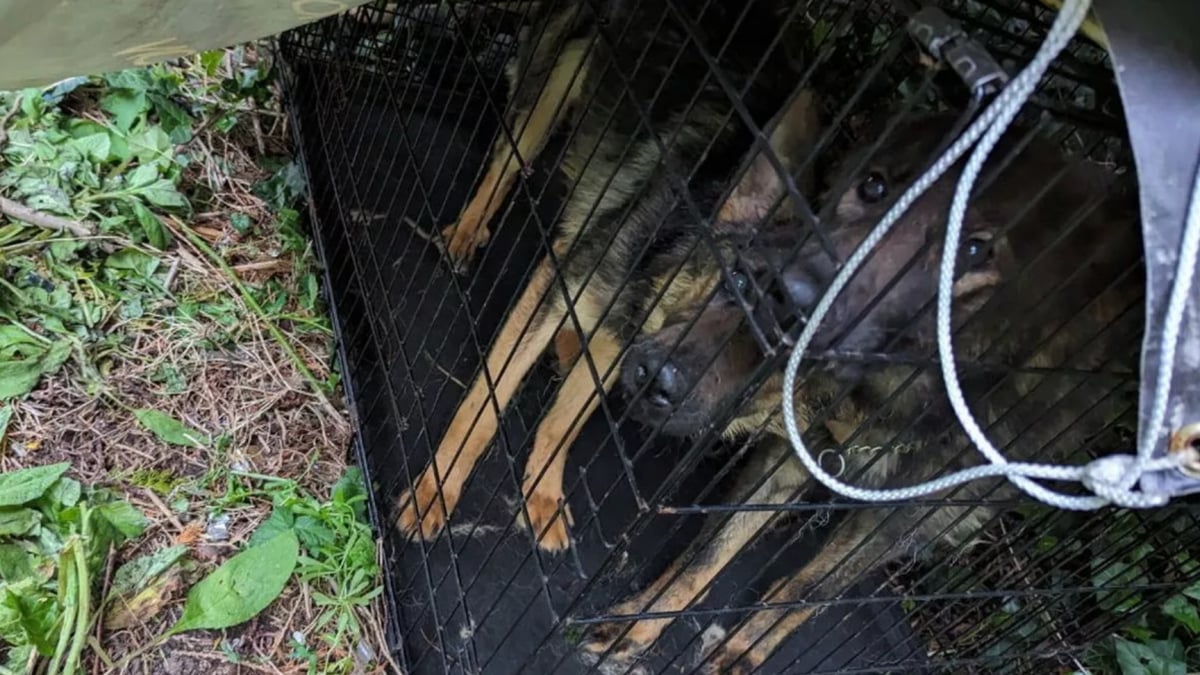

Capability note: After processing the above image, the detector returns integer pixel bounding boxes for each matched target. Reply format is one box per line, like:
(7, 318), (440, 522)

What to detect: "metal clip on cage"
(907, 7), (1009, 95)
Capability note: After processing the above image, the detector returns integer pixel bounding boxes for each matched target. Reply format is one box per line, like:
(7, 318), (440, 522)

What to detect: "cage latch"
(907, 7), (1009, 95)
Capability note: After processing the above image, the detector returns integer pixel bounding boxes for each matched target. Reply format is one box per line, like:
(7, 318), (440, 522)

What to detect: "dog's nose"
(633, 357), (684, 408)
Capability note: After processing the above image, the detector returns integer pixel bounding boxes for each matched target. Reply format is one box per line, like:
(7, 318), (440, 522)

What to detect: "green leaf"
(1161, 594), (1200, 633)
(332, 467), (368, 521)
(127, 126), (172, 167)
(1182, 580), (1200, 602)
(247, 507), (294, 549)
(147, 93), (193, 144)
(0, 585), (57, 656)
(101, 90), (148, 132)
(134, 409), (206, 448)
(0, 463), (70, 506)
(103, 69), (154, 93)
(200, 50), (225, 77)
(104, 248), (160, 279)
(0, 341), (72, 399)
(293, 516), (336, 552)
(0, 508), (39, 536)
(140, 178), (188, 209)
(254, 161), (307, 212)
(300, 273), (319, 312)
(132, 201), (171, 249)
(1093, 552), (1149, 613)
(1114, 637), (1187, 675)
(126, 164), (159, 189)
(0, 359), (46, 400)
(2, 644), (36, 673)
(43, 477), (81, 508)
(230, 212), (252, 234)
(94, 500), (149, 538)
(19, 88), (42, 121)
(332, 467), (366, 503)
(110, 544), (188, 598)
(0, 543), (34, 582)
(71, 132), (112, 162)
(0, 405), (12, 444)
(169, 530), (298, 634)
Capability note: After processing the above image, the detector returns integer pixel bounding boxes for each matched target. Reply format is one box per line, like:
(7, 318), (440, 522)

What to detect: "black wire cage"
(275, 1), (1200, 673)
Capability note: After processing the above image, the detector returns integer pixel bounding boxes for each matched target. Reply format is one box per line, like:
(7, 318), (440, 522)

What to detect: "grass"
(0, 43), (390, 673)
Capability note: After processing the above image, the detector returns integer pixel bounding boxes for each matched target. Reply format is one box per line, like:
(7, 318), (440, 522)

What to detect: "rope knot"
(1081, 455), (1172, 508)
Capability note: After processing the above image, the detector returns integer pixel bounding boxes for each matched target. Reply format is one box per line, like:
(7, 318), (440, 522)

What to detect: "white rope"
(782, 0), (1197, 509)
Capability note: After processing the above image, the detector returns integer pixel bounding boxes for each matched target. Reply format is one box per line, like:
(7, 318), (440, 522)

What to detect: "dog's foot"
(580, 615), (666, 662)
(396, 470), (457, 540)
(519, 487), (573, 552)
(700, 629), (763, 672)
(699, 633), (761, 675)
(441, 218), (491, 271)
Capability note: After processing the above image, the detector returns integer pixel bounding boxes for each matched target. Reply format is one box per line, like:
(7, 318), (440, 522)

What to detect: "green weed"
(0, 463), (147, 675)
(214, 467), (383, 673)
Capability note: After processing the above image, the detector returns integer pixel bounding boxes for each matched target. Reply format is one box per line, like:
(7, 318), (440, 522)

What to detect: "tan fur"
(397, 257), (561, 538)
(443, 39), (590, 265)
(583, 437), (812, 659)
(519, 327), (622, 550)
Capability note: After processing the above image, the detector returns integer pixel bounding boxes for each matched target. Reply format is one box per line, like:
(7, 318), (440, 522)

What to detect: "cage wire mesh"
(276, 0), (1200, 673)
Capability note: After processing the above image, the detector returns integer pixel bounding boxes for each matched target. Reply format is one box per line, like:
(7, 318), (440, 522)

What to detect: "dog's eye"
(857, 172), (888, 203)
(724, 270), (751, 297)
(963, 234), (994, 268)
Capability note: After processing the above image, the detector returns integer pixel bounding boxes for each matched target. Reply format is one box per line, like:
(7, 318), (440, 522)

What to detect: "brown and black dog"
(396, 0), (818, 552)
(581, 113), (1143, 672)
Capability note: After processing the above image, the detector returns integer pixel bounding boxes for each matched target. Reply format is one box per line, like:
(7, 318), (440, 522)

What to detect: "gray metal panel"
(1095, 0), (1200, 497)
(0, 0), (370, 89)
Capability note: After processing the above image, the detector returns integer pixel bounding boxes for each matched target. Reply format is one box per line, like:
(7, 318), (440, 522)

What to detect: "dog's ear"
(717, 88), (820, 228)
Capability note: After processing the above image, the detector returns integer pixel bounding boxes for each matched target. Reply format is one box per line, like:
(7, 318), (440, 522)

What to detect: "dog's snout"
(632, 355), (684, 408)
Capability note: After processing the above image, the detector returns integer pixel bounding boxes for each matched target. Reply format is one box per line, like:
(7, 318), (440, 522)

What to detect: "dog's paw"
(519, 488), (573, 552)
(579, 620), (657, 662)
(698, 635), (761, 675)
(396, 471), (457, 540)
(441, 218), (490, 271)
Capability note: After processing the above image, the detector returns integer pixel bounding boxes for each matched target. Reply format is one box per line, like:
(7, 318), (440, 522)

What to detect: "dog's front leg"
(442, 38), (590, 269)
(700, 509), (895, 675)
(519, 326), (621, 552)
(397, 258), (561, 540)
(581, 441), (805, 661)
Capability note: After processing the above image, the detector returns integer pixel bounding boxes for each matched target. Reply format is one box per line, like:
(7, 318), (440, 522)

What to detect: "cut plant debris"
(1, 43), (386, 673)
(0, 462), (146, 674)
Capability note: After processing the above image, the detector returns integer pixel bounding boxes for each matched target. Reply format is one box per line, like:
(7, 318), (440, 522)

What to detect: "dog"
(396, 0), (816, 552)
(580, 112), (1144, 672)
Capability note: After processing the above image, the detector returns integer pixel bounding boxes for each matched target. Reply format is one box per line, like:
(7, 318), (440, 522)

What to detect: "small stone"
(206, 513), (231, 541)
(355, 640), (376, 664)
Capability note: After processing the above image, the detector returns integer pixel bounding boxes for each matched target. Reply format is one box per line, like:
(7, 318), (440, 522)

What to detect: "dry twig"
(0, 196), (96, 236)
